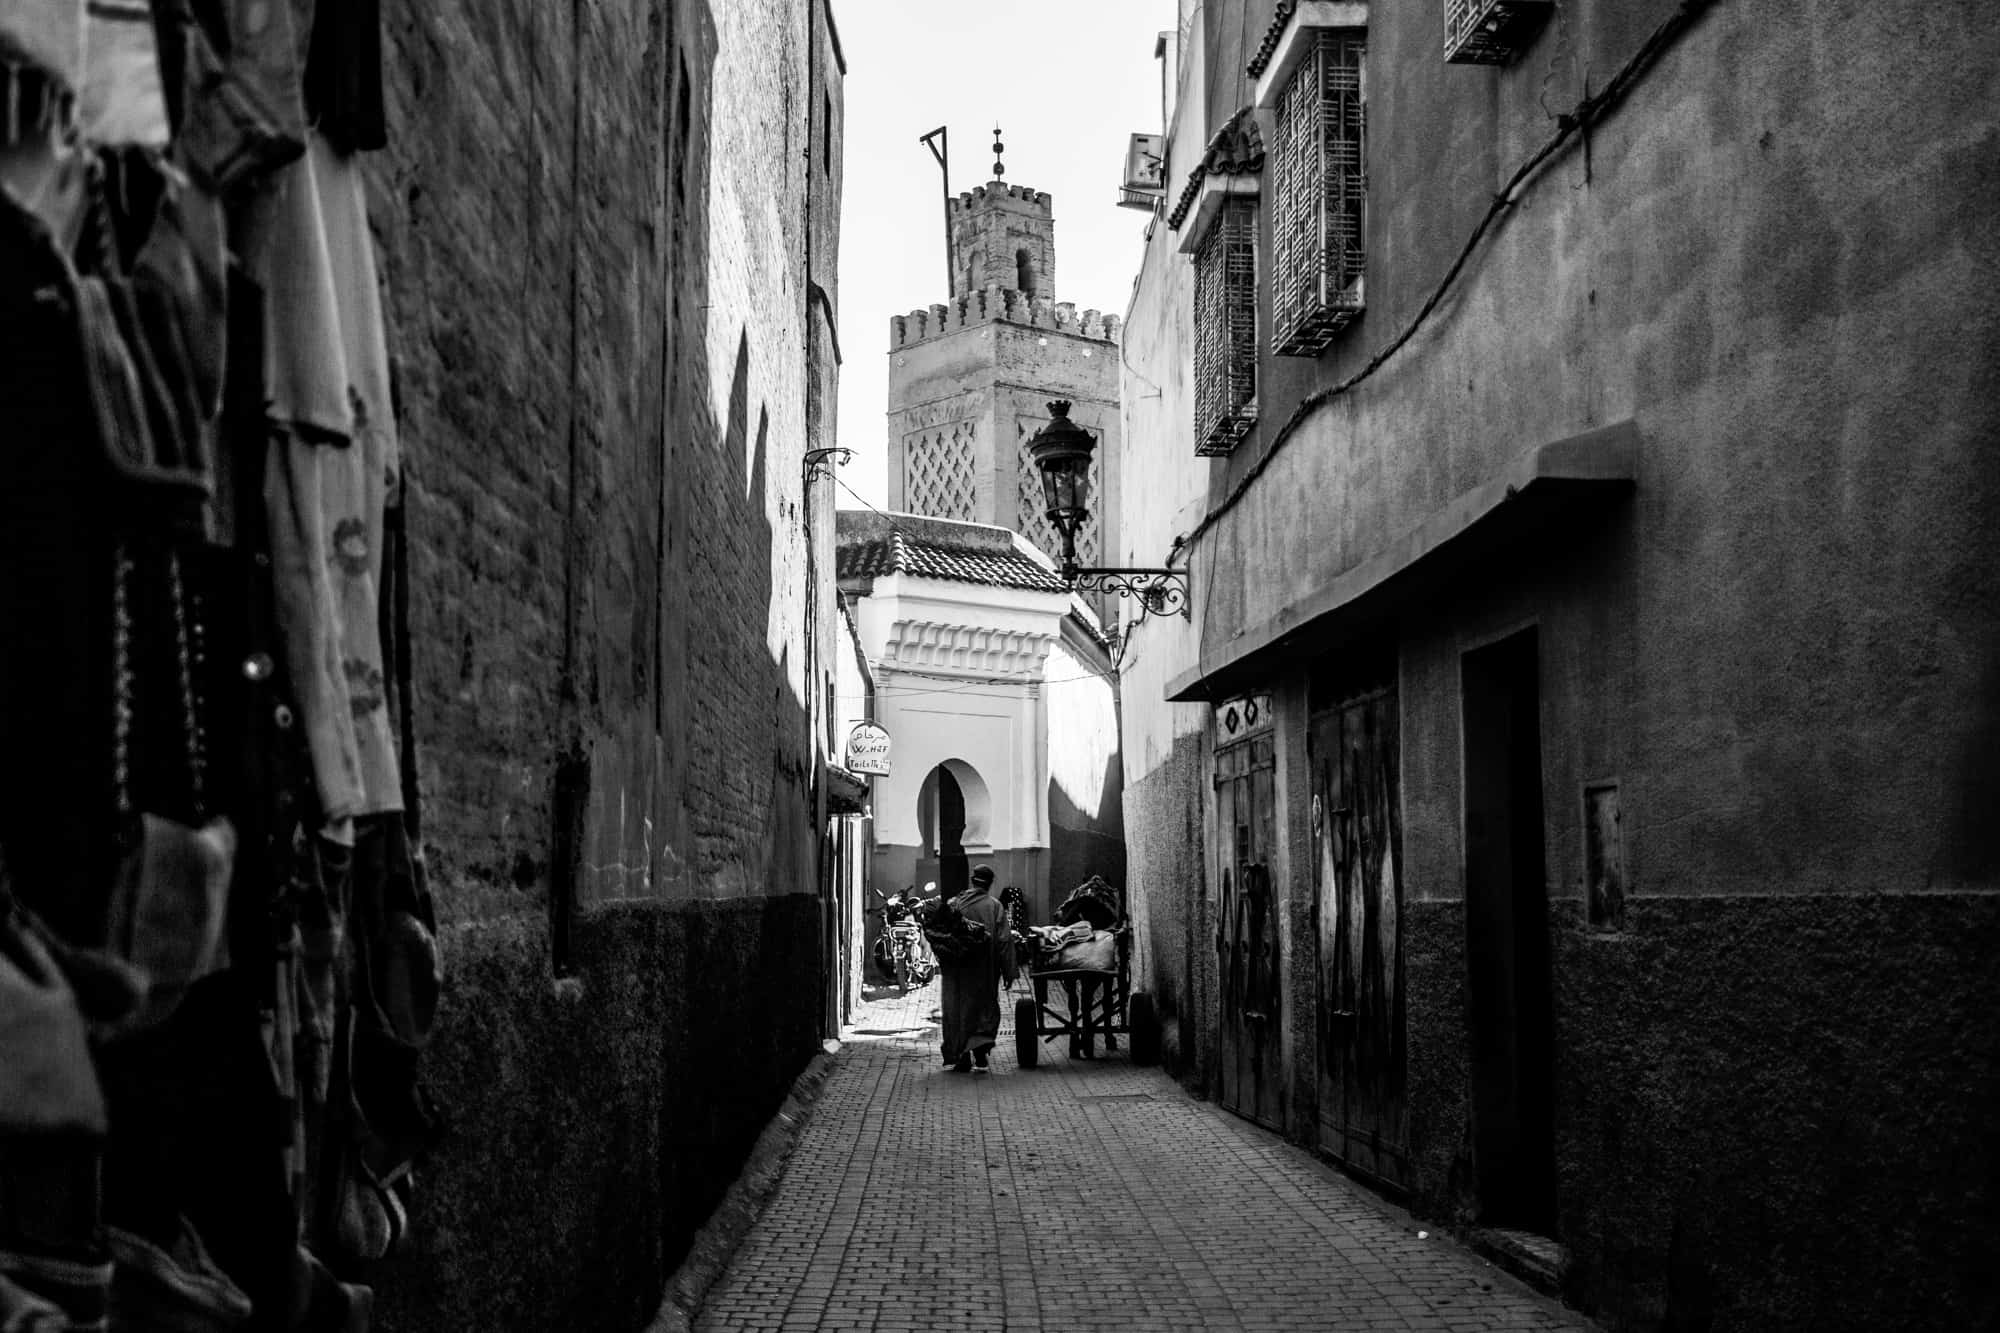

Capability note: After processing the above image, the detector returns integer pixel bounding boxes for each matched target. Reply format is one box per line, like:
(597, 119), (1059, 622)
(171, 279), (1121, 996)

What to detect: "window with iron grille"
(1194, 198), (1258, 457)
(1272, 29), (1365, 358)
(1443, 0), (1550, 65)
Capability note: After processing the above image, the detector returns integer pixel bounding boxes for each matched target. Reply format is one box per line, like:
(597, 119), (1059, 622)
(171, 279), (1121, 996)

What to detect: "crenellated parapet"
(948, 181), (1052, 215)
(889, 284), (1123, 350)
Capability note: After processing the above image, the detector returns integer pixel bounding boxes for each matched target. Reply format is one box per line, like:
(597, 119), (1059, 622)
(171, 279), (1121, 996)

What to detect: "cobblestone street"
(694, 979), (1594, 1333)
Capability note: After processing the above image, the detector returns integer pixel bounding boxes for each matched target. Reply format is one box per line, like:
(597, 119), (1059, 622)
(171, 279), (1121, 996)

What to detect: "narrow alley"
(692, 982), (1588, 1333)
(3, 1), (1996, 1329)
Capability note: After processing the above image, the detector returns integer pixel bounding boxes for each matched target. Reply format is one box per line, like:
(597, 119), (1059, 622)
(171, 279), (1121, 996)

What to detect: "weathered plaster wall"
(1121, 735), (1209, 1076)
(363, 0), (837, 1325)
(1202, 2), (2000, 891)
(1123, 1), (2000, 1328)
(1117, 79), (1222, 1080)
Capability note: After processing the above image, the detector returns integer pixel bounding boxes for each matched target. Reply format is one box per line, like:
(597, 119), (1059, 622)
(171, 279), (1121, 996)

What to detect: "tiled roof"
(836, 512), (1067, 594)
(1166, 107), (1265, 230)
(1247, 0), (1298, 78)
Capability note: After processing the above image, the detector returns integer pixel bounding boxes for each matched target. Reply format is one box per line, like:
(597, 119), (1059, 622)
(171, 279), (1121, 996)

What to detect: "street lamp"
(1026, 400), (1190, 622)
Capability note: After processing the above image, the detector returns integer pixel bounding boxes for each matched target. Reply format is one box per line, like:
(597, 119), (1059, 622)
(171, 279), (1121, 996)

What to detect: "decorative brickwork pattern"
(904, 419), (977, 520)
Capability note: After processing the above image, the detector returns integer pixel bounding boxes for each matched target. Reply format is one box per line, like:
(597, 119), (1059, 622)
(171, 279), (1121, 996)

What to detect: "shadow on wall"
(1049, 748), (1128, 902)
(372, 0), (828, 1329)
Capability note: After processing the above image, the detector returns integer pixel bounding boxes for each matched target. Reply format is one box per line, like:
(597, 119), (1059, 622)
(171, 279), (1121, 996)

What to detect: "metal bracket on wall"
(803, 447), (853, 484)
(1068, 566), (1192, 624)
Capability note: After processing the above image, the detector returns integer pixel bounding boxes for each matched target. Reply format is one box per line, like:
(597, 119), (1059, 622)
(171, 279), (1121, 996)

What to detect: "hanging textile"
(78, 0), (169, 149)
(240, 130), (402, 826)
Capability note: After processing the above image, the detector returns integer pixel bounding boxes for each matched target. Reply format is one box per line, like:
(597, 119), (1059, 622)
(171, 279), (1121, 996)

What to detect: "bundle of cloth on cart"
(1022, 877), (1122, 973)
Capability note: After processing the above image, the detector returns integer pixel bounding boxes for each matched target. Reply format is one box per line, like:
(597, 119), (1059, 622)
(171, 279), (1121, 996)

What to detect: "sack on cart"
(1032, 927), (1117, 974)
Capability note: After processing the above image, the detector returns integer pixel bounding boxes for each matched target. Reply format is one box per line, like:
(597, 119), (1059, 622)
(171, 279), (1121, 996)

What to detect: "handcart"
(1010, 879), (1159, 1069)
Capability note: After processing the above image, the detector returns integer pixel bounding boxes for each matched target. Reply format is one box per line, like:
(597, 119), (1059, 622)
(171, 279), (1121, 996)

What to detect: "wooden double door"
(1215, 725), (1282, 1128)
(1309, 672), (1410, 1191)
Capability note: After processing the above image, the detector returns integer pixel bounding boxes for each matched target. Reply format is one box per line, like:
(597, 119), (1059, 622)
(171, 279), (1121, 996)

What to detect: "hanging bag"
(100, 545), (236, 1035)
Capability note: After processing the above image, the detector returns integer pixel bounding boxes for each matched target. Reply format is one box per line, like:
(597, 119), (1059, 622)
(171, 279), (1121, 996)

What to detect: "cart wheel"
(1129, 991), (1161, 1066)
(1014, 997), (1039, 1070)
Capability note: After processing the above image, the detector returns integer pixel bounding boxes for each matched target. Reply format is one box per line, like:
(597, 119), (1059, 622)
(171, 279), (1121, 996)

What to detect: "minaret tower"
(886, 131), (1123, 581)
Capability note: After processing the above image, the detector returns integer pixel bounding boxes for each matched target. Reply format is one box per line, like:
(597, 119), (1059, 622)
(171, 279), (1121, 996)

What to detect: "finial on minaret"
(992, 125), (1005, 179)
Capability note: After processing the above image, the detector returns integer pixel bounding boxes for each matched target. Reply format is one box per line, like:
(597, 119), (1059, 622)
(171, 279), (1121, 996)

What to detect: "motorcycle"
(870, 885), (937, 991)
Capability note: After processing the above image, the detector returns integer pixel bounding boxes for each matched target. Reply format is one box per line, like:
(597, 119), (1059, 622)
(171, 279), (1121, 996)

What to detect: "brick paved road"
(695, 976), (1594, 1333)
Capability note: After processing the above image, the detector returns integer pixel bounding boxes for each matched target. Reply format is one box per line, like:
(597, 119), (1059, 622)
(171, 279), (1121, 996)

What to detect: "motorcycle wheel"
(871, 937), (897, 983)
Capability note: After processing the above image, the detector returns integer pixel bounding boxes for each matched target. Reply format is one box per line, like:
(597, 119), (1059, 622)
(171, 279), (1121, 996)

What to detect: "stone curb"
(642, 1039), (843, 1333)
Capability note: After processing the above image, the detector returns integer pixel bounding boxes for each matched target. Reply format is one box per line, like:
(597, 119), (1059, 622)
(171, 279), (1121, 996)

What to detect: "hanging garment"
(0, 0), (85, 93)
(106, 1218), (252, 1331)
(342, 816), (437, 1176)
(134, 177), (226, 426)
(77, 0), (168, 148)
(243, 130), (402, 824)
(0, 103), (88, 250)
(0, 1269), (68, 1332)
(0, 182), (121, 945)
(159, 0), (308, 193)
(286, 1247), (368, 1333)
(0, 910), (104, 1138)
(0, 1252), (108, 1333)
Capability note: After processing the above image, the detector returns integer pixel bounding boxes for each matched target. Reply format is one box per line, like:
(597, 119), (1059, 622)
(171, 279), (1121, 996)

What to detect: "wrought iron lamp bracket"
(1064, 565), (1192, 623)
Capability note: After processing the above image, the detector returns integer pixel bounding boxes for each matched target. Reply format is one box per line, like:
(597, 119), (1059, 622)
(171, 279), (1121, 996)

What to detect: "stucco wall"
(1119, 1), (2000, 1328)
(844, 562), (1084, 919)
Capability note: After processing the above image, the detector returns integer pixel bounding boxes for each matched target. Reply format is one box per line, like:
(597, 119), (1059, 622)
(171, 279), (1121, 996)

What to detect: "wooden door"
(1310, 678), (1409, 1190)
(1216, 727), (1282, 1128)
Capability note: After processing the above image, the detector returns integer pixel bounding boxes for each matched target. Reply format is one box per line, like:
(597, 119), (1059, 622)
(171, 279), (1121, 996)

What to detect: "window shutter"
(1273, 29), (1366, 358)
(1195, 198), (1259, 457)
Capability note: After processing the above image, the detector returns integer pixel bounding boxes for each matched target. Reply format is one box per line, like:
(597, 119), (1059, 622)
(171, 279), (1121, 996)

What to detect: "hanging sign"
(845, 722), (892, 776)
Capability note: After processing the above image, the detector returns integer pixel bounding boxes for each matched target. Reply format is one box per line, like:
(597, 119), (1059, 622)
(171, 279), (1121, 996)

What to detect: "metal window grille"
(1194, 198), (1258, 457)
(1272, 30), (1365, 358)
(1444, 0), (1551, 65)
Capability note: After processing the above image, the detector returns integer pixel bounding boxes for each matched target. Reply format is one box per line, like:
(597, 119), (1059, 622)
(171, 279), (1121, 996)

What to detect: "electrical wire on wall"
(1179, 0), (1721, 558)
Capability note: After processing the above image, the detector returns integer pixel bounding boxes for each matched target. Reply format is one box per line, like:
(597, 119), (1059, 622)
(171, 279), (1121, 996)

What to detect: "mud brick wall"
(350, 1), (834, 1326)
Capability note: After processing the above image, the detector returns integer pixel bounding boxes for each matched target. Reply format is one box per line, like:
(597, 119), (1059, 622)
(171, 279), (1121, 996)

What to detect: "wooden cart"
(1011, 924), (1159, 1069)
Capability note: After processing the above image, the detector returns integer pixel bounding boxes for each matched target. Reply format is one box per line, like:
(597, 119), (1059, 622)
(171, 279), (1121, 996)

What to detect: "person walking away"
(940, 865), (1014, 1072)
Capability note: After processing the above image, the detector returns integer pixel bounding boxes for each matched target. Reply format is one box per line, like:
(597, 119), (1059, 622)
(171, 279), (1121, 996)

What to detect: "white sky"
(830, 1), (1173, 508)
